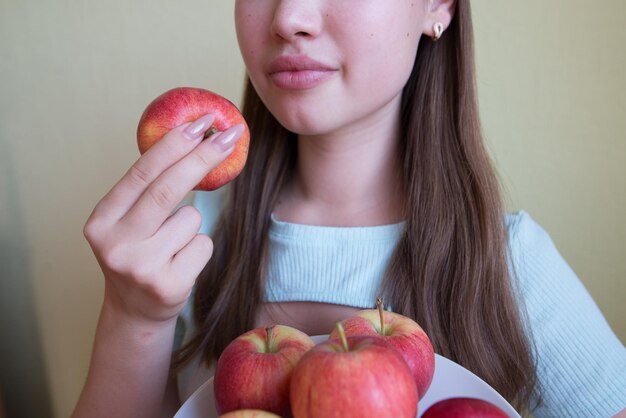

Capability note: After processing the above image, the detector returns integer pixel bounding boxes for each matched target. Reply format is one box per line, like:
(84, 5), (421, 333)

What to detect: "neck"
(275, 97), (406, 226)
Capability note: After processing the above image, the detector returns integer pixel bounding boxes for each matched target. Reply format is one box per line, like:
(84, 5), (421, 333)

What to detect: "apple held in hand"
(290, 323), (418, 418)
(421, 398), (509, 418)
(330, 298), (435, 399)
(137, 87), (250, 191)
(219, 410), (282, 418)
(213, 325), (315, 417)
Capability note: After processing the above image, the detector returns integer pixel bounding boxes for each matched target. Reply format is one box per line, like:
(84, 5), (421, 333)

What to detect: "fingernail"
(211, 124), (245, 153)
(183, 114), (215, 140)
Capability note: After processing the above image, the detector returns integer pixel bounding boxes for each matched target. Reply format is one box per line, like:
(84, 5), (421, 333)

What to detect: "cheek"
(344, 29), (420, 101)
(337, 6), (422, 93)
(234, 4), (266, 68)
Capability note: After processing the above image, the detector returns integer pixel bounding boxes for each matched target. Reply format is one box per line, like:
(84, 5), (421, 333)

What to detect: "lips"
(268, 55), (337, 90)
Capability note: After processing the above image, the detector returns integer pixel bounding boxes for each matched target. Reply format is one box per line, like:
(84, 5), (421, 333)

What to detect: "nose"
(271, 0), (322, 42)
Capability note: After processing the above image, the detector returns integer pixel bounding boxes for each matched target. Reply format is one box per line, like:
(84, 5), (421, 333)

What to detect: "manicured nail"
(183, 114), (215, 140)
(211, 124), (245, 153)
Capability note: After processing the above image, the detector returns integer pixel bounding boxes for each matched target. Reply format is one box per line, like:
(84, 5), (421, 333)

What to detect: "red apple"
(213, 325), (315, 417)
(290, 323), (418, 418)
(136, 87), (250, 191)
(421, 398), (509, 417)
(219, 410), (282, 418)
(330, 298), (435, 399)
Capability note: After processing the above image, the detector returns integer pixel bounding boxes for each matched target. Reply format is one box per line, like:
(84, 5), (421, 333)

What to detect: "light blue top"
(188, 191), (626, 417)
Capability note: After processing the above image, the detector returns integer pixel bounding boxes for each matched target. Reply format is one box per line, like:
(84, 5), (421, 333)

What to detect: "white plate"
(174, 335), (520, 418)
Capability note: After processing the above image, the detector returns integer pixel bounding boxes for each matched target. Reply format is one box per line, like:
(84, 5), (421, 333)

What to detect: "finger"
(121, 124), (244, 236)
(93, 114), (215, 222)
(167, 234), (214, 295)
(148, 205), (202, 262)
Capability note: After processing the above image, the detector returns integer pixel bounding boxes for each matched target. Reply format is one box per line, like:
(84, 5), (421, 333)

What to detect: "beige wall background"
(0, 1), (624, 417)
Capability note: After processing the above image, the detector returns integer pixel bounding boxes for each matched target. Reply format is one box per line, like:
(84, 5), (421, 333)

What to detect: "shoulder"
(504, 211), (626, 417)
(504, 210), (580, 298)
(505, 210), (555, 262)
(504, 209), (597, 322)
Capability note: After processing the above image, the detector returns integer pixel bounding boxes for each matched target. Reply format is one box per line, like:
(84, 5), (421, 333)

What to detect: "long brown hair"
(174, 2), (538, 413)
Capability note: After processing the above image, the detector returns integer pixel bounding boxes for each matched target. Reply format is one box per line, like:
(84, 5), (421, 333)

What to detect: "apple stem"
(203, 125), (219, 140)
(335, 322), (349, 352)
(265, 326), (274, 353)
(376, 297), (385, 336)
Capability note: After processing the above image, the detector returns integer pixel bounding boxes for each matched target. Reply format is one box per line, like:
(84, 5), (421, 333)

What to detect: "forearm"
(72, 303), (178, 418)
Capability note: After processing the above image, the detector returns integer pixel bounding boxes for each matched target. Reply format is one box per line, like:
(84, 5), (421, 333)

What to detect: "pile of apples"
(213, 299), (509, 418)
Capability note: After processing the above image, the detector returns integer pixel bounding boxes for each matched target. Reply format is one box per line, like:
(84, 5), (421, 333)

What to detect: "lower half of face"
(235, 0), (426, 137)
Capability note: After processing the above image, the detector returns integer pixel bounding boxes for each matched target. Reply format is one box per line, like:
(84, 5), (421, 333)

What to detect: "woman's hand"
(73, 115), (244, 418)
(84, 114), (244, 324)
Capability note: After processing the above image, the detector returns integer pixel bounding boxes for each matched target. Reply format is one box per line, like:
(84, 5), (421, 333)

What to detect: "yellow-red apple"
(329, 298), (435, 399)
(290, 323), (418, 418)
(421, 398), (509, 417)
(219, 410), (282, 418)
(136, 87), (250, 191)
(213, 325), (314, 417)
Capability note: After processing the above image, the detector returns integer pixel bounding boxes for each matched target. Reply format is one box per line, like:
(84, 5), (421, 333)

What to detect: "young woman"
(73, 1), (626, 417)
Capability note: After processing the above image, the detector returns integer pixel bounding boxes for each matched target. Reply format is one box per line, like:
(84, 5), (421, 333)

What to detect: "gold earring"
(432, 22), (443, 41)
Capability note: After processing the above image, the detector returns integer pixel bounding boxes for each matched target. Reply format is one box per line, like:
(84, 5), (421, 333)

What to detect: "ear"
(422, 0), (456, 38)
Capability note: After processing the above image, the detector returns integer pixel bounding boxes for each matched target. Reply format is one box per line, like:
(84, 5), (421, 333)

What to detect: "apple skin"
(329, 308), (435, 400)
(290, 335), (418, 418)
(136, 87), (250, 191)
(213, 325), (315, 417)
(218, 410), (282, 418)
(421, 398), (509, 418)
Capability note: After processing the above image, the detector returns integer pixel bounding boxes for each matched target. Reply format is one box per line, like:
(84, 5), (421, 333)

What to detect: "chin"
(275, 105), (366, 139)
(271, 105), (335, 137)
(254, 87), (345, 137)
(272, 114), (331, 138)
